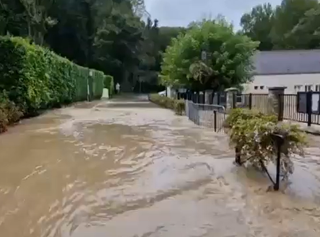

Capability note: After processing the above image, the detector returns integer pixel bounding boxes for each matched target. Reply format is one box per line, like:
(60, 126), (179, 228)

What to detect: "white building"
(243, 50), (320, 94)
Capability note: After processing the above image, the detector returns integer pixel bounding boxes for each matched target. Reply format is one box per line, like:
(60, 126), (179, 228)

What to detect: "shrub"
(0, 110), (8, 133)
(149, 94), (185, 115)
(223, 108), (277, 130)
(0, 36), (105, 116)
(104, 75), (114, 96)
(0, 92), (23, 132)
(226, 108), (307, 179)
(174, 99), (185, 115)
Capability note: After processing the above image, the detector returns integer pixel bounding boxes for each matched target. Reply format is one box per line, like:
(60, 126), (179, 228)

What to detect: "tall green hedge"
(91, 70), (105, 99)
(104, 75), (114, 96)
(0, 36), (105, 115)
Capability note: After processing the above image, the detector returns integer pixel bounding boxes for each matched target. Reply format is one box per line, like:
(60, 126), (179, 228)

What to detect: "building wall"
(243, 73), (320, 94)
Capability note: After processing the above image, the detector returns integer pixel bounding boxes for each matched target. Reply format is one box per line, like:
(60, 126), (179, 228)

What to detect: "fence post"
(307, 91), (312, 126)
(232, 93), (236, 108)
(205, 90), (213, 104)
(267, 87), (286, 120)
(235, 146), (241, 165)
(248, 93), (252, 110)
(272, 133), (284, 191)
(213, 110), (217, 132)
(277, 94), (282, 122)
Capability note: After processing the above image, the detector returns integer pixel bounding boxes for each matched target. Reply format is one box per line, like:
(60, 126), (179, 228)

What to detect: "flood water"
(1, 95), (320, 237)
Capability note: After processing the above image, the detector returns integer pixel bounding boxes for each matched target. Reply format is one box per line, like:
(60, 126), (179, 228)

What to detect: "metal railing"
(185, 100), (226, 132)
(182, 91), (320, 128)
(237, 93), (320, 126)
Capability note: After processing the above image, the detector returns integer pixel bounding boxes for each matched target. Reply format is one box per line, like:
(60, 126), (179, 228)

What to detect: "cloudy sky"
(144, 0), (281, 29)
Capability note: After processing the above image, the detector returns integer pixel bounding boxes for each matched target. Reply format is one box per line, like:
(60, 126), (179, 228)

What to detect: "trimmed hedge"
(104, 75), (114, 96)
(149, 94), (185, 115)
(0, 36), (105, 115)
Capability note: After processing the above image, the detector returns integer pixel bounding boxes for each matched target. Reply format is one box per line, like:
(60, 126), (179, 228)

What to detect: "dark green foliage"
(0, 0), (184, 91)
(0, 36), (105, 117)
(240, 0), (320, 50)
(149, 94), (185, 115)
(0, 92), (23, 133)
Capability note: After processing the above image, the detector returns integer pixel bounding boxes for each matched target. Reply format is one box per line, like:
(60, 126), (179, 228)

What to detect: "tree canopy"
(160, 19), (258, 91)
(240, 0), (320, 50)
(0, 0), (185, 91)
(4, 0), (320, 92)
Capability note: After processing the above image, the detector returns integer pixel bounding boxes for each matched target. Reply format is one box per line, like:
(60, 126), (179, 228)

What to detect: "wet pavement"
(0, 95), (320, 237)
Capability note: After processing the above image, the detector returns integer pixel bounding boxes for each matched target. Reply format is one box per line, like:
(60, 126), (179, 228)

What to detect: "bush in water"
(149, 94), (185, 115)
(0, 92), (23, 133)
(174, 99), (185, 115)
(0, 36), (105, 117)
(224, 108), (307, 179)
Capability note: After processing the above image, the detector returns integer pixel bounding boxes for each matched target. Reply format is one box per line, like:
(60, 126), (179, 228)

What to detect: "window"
(305, 85), (312, 92)
(260, 86), (264, 90)
(254, 86), (258, 90)
(294, 85), (302, 92)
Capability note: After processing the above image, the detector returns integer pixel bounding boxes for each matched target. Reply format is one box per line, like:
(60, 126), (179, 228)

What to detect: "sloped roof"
(254, 50), (320, 75)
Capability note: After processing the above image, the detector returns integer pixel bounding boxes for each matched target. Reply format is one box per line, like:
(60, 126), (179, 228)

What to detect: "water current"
(0, 95), (320, 237)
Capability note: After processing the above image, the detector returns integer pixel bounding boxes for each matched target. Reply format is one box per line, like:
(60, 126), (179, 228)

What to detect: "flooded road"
(1, 95), (320, 237)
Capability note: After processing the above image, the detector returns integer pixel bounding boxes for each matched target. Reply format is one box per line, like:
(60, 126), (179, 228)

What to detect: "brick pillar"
(225, 88), (239, 111)
(268, 87), (286, 121)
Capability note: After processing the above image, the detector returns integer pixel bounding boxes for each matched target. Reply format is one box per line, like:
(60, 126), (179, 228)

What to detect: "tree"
(0, 0), (28, 36)
(158, 26), (186, 52)
(94, 0), (145, 85)
(271, 0), (318, 49)
(240, 3), (274, 50)
(286, 3), (320, 49)
(160, 19), (259, 91)
(19, 0), (56, 45)
(0, 0), (182, 91)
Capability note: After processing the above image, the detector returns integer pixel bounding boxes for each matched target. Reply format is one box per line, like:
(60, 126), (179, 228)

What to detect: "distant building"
(243, 50), (320, 94)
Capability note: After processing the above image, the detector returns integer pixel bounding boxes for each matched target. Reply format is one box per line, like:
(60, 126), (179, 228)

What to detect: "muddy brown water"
(1, 95), (320, 237)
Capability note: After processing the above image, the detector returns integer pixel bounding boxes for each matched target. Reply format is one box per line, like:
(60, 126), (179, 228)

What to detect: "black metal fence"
(182, 91), (320, 127)
(185, 100), (226, 132)
(241, 93), (320, 126)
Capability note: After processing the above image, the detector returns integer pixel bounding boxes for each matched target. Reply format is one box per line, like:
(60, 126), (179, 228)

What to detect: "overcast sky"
(144, 0), (281, 29)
